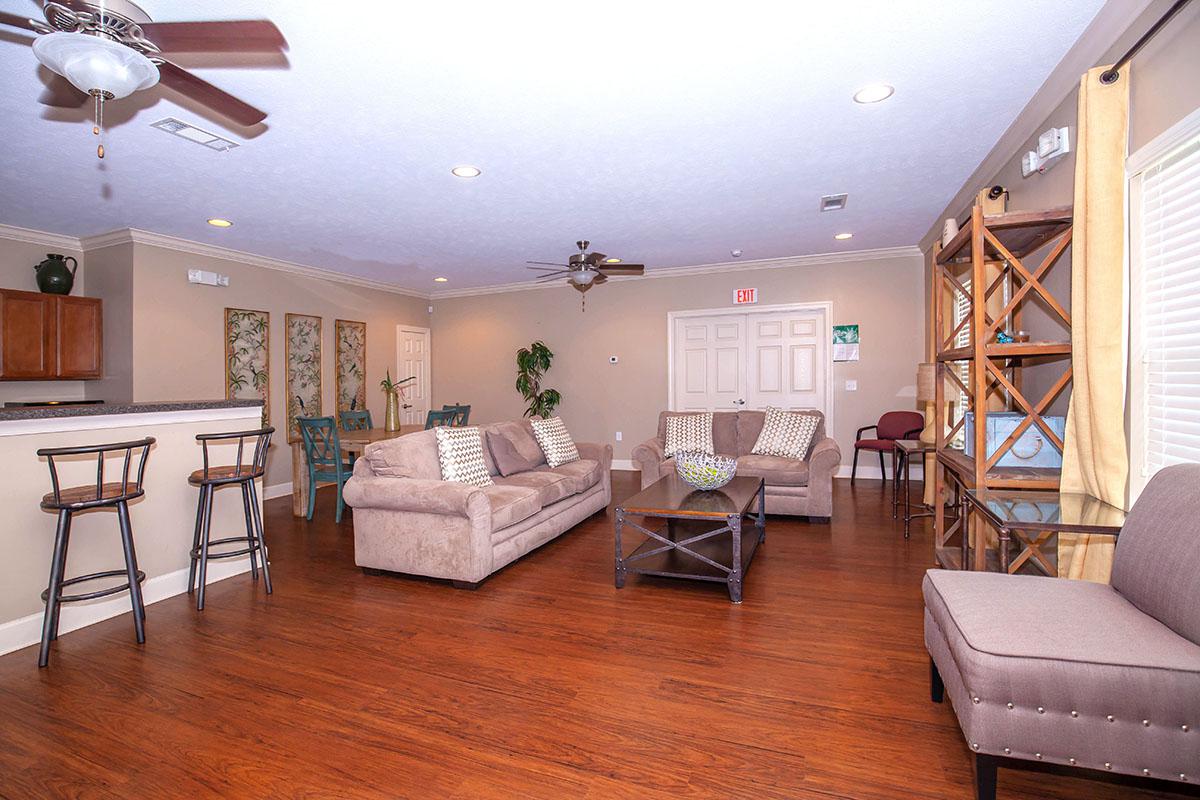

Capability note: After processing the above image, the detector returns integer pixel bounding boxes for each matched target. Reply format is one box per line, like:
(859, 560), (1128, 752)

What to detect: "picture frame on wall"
(285, 313), (323, 442)
(224, 308), (270, 427)
(335, 319), (367, 415)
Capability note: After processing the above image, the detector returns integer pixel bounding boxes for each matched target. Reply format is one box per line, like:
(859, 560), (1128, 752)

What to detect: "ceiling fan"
(0, 0), (286, 158)
(527, 240), (645, 311)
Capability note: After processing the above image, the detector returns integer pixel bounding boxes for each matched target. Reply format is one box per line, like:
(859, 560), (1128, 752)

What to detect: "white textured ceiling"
(0, 0), (1107, 291)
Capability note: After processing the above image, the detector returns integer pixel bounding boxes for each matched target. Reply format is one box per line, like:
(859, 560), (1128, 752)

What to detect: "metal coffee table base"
(614, 484), (766, 603)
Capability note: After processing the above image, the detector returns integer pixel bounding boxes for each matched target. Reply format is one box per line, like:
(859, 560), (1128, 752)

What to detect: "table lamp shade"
(917, 363), (937, 403)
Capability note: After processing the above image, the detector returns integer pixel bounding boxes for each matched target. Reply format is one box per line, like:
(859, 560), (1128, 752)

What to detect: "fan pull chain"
(93, 92), (105, 159)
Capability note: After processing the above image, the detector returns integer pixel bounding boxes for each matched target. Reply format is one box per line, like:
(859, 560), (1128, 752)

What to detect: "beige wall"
(0, 234), (89, 405)
(127, 243), (430, 487)
(431, 252), (925, 465)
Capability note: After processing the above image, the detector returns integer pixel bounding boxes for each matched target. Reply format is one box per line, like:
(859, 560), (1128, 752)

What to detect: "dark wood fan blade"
(141, 21), (287, 54)
(39, 75), (89, 108)
(584, 252), (607, 266)
(597, 264), (645, 275)
(526, 261), (570, 267)
(535, 275), (568, 283)
(157, 60), (267, 126)
(0, 10), (35, 30)
(593, 272), (608, 285)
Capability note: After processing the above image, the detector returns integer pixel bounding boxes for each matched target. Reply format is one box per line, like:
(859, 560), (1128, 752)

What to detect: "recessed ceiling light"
(434, 277), (449, 282)
(451, 165), (481, 178)
(835, 232), (854, 240)
(853, 83), (894, 104)
(603, 257), (622, 264)
(207, 218), (233, 228)
(731, 249), (743, 258)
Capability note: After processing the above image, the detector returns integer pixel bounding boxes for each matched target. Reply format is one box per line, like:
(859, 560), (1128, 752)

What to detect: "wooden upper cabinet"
(0, 289), (102, 381)
(56, 295), (102, 379)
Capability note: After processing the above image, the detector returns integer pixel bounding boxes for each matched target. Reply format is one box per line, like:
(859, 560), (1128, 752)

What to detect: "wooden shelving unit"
(932, 203), (1074, 570)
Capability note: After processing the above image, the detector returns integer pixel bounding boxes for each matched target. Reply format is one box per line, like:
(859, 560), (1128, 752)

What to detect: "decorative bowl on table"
(675, 451), (737, 491)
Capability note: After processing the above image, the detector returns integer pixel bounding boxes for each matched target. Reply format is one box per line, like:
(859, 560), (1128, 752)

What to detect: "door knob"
(735, 399), (746, 405)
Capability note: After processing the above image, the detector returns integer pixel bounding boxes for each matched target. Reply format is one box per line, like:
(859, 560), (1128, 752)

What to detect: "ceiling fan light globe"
(569, 270), (596, 286)
(33, 32), (159, 99)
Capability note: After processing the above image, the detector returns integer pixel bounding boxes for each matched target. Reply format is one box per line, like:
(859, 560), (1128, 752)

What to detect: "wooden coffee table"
(614, 474), (766, 603)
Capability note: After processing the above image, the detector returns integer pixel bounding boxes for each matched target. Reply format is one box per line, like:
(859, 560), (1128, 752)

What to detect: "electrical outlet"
(845, 380), (858, 391)
(615, 431), (622, 441)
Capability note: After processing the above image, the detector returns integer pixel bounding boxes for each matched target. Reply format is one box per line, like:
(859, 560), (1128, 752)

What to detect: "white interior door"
(745, 309), (826, 411)
(670, 306), (829, 418)
(672, 315), (747, 411)
(396, 326), (431, 426)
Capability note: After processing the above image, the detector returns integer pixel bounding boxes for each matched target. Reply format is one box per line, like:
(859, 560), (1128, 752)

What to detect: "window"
(950, 278), (972, 446)
(1130, 125), (1200, 497)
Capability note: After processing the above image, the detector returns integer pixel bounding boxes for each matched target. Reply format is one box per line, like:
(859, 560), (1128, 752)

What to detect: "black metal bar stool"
(36, 436), (155, 668)
(188, 427), (274, 610)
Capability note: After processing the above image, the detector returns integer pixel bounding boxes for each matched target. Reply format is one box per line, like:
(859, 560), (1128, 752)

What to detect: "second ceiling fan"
(527, 240), (645, 311)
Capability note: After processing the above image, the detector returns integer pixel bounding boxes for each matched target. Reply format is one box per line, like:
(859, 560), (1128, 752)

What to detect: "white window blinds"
(1135, 133), (1200, 479)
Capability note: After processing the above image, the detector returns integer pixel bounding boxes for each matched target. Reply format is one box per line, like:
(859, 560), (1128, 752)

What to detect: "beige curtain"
(1059, 65), (1130, 583)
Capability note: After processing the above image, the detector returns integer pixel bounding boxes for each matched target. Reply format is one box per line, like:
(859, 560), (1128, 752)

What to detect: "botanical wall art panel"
(286, 313), (323, 442)
(335, 319), (367, 414)
(224, 308), (270, 426)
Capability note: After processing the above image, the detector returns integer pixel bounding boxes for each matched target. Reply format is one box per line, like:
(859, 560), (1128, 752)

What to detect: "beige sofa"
(343, 421), (612, 588)
(631, 410), (841, 521)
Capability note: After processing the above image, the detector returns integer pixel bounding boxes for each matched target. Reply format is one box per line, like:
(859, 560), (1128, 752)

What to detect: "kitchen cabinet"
(0, 289), (102, 380)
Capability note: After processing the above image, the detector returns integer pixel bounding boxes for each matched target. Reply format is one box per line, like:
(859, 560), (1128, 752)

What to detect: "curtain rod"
(1100, 0), (1193, 84)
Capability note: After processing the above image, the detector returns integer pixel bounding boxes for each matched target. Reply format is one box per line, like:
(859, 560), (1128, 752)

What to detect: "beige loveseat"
(631, 410), (841, 521)
(343, 421), (612, 588)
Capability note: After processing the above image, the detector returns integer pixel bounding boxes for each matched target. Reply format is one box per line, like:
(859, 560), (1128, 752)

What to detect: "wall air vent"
(150, 117), (239, 152)
(819, 193), (848, 212)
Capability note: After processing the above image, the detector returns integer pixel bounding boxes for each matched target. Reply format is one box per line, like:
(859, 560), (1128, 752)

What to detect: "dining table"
(290, 424), (422, 517)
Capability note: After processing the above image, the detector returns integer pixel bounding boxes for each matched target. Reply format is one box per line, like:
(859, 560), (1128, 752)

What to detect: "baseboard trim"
(612, 459), (636, 471)
(264, 481), (293, 500)
(835, 463), (924, 481)
(0, 559), (252, 657)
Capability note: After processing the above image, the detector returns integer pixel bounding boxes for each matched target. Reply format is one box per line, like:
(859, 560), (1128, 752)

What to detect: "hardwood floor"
(0, 473), (1189, 799)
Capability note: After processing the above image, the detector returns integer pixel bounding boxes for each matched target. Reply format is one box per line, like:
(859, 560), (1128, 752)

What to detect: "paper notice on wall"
(833, 324), (859, 362)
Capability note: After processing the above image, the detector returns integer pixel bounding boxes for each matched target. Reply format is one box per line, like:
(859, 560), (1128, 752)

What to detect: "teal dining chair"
(425, 409), (458, 429)
(339, 410), (373, 431)
(441, 404), (471, 426)
(298, 416), (352, 523)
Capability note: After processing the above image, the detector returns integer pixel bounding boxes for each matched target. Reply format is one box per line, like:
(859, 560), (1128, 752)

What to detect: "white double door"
(671, 308), (828, 415)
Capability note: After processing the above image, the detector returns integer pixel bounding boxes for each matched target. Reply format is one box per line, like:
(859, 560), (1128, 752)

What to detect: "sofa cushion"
(486, 420), (547, 476)
(530, 417), (580, 468)
(736, 454), (809, 486)
(363, 428), (441, 480)
(480, 484), (542, 530)
(737, 409), (825, 457)
(539, 458), (602, 494)
(493, 470), (574, 506)
(658, 411), (737, 456)
(923, 569), (1200, 777)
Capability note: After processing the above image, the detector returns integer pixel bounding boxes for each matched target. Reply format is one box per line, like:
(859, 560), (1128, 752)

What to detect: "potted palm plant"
(380, 370), (417, 431)
(515, 340), (561, 418)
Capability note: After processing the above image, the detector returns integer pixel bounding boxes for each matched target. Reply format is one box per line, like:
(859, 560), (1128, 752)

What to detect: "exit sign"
(734, 288), (758, 305)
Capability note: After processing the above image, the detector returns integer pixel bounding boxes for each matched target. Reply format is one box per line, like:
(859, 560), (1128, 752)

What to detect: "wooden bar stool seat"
(189, 427), (274, 611)
(187, 464), (264, 486)
(36, 436), (155, 668)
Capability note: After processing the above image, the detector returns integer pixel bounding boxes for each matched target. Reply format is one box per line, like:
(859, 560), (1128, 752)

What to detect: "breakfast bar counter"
(0, 399), (265, 657)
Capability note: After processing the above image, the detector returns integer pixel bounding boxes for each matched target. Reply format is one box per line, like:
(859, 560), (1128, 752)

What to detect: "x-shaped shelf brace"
(621, 517), (735, 575)
(984, 226), (1073, 339)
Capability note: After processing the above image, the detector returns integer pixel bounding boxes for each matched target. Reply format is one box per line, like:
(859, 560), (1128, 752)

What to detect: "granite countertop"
(0, 399), (263, 421)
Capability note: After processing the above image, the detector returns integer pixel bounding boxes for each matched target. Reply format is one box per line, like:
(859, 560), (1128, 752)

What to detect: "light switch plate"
(845, 380), (858, 391)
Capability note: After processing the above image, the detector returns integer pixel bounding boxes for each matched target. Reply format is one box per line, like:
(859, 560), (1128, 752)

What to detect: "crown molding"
(0, 223), (82, 252)
(78, 228), (429, 299)
(430, 245), (922, 300)
(918, 0), (1155, 251)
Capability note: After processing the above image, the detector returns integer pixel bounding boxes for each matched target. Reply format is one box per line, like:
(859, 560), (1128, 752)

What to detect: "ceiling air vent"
(819, 193), (848, 212)
(150, 117), (239, 152)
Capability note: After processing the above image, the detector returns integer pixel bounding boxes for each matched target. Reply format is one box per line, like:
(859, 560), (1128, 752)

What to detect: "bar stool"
(188, 427), (274, 611)
(37, 437), (155, 668)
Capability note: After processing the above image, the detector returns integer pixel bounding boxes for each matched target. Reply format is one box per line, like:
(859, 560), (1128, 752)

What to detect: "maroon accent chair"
(851, 410), (924, 484)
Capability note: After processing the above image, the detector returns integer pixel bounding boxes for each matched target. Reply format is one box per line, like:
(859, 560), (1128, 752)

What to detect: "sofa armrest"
(343, 474), (489, 519)
(631, 437), (665, 488)
(804, 436), (842, 518)
(576, 441), (613, 473)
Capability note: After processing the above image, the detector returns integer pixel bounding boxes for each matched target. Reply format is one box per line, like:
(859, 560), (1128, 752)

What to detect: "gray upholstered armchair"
(923, 463), (1200, 799)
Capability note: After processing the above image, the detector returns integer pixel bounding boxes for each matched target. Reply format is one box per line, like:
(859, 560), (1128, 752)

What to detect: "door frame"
(667, 301), (835, 432)
(395, 325), (431, 424)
